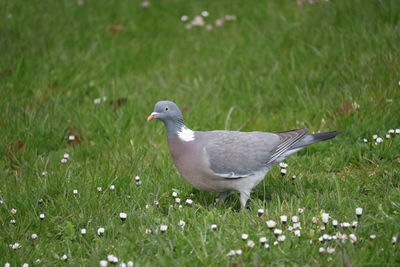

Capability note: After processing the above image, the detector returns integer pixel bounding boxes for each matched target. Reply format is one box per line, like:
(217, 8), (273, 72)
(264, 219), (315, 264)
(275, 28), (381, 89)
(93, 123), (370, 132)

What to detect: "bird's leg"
(215, 191), (232, 204)
(239, 191), (251, 209)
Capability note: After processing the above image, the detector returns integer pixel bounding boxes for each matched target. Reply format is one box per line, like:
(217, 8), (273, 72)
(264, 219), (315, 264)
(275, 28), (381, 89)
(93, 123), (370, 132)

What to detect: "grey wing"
(202, 129), (308, 179)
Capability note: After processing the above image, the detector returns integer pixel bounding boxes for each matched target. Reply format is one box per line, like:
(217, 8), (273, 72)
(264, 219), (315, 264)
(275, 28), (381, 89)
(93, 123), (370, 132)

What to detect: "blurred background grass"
(1, 0), (399, 265)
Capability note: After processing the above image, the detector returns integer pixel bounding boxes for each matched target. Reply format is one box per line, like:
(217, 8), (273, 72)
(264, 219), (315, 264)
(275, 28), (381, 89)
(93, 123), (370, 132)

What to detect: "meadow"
(1, 0), (400, 266)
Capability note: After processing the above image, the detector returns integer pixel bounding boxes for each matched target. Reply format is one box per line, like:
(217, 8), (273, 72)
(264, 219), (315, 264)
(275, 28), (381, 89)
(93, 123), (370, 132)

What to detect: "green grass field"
(1, 0), (400, 265)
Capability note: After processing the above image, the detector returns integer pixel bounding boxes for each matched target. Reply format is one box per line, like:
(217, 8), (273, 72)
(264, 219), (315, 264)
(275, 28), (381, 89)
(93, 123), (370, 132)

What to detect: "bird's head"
(147, 100), (183, 124)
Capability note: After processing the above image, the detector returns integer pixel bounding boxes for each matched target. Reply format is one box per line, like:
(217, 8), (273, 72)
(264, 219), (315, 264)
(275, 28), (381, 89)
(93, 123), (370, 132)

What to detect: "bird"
(147, 100), (340, 208)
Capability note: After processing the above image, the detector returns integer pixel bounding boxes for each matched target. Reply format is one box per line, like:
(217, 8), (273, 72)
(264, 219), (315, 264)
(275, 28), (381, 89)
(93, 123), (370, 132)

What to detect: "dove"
(147, 100), (340, 208)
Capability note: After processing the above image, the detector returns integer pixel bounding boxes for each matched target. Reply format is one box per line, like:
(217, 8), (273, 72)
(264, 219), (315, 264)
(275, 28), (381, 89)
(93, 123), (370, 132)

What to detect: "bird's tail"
(290, 131), (341, 150)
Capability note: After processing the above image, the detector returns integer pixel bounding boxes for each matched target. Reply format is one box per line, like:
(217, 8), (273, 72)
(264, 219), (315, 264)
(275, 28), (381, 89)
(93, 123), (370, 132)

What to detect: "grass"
(1, 0), (400, 265)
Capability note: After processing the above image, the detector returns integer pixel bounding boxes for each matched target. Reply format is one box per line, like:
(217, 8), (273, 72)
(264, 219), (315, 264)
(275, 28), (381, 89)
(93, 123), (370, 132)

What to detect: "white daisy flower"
(395, 129), (400, 134)
(160, 225), (168, 232)
(97, 227), (105, 236)
(298, 208), (305, 214)
(61, 254), (68, 261)
(109, 185), (115, 190)
(332, 219), (338, 227)
(107, 255), (118, 263)
(293, 222), (301, 229)
(61, 158), (68, 163)
(127, 262), (134, 267)
(100, 260), (108, 267)
(10, 219), (16, 224)
(31, 233), (38, 240)
(80, 228), (87, 235)
(349, 234), (357, 243)
(175, 198), (181, 203)
(191, 16), (205, 26)
(386, 134), (391, 139)
(319, 247), (326, 253)
(241, 233), (248, 240)
(257, 209), (265, 216)
(259, 237), (268, 244)
(68, 135), (75, 141)
(292, 216), (299, 223)
(279, 162), (288, 168)
(312, 217), (318, 224)
(352, 221), (358, 228)
(376, 137), (383, 143)
(327, 247), (335, 254)
(277, 235), (286, 242)
(201, 11), (209, 17)
(370, 234), (376, 239)
(39, 213), (45, 220)
(185, 199), (193, 205)
(134, 176), (140, 181)
(63, 153), (69, 159)
(210, 224), (217, 230)
(172, 191), (178, 198)
(363, 138), (368, 143)
(235, 249), (242, 255)
(73, 189), (78, 195)
(321, 213), (329, 224)
(11, 242), (21, 249)
(145, 228), (152, 234)
(280, 168), (287, 175)
(341, 222), (350, 228)
(392, 236), (398, 244)
(264, 243), (270, 249)
(273, 229), (283, 235)
(266, 220), (277, 229)
(280, 215), (288, 224)
(247, 240), (255, 248)
(178, 220), (186, 227)
(273, 241), (279, 246)
(294, 230), (301, 237)
(97, 187), (102, 192)
(372, 134), (378, 140)
(355, 207), (363, 216)
(227, 250), (236, 256)
(119, 212), (127, 221)
(181, 15), (189, 22)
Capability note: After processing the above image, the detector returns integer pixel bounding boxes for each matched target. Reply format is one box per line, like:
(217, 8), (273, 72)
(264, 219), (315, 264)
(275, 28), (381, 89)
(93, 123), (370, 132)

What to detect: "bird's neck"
(164, 119), (195, 142)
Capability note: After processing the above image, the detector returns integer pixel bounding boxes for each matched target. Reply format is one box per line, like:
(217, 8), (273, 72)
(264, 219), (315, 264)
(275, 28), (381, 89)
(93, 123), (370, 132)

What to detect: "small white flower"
(227, 250), (236, 256)
(215, 18), (224, 27)
(259, 237), (268, 244)
(293, 222), (301, 229)
(280, 169), (287, 175)
(107, 255), (118, 263)
(292, 216), (299, 223)
(355, 207), (363, 216)
(134, 175), (140, 181)
(235, 249), (242, 255)
(175, 198), (181, 203)
(73, 189), (78, 195)
(201, 11), (209, 17)
(370, 234), (376, 239)
(153, 200), (159, 206)
(80, 228), (87, 235)
(172, 191), (178, 198)
(298, 208), (305, 214)
(178, 205), (183, 209)
(178, 220), (186, 227)
(320, 225), (326, 231)
(349, 234), (357, 244)
(39, 213), (45, 220)
(277, 235), (286, 242)
(388, 129), (395, 134)
(321, 213), (329, 224)
(145, 204), (149, 209)
(100, 260), (108, 267)
(109, 185), (115, 190)
(63, 153), (70, 159)
(241, 233), (248, 240)
(247, 240), (255, 248)
(119, 212), (127, 220)
(225, 14), (237, 21)
(94, 98), (102, 104)
(279, 162), (288, 168)
(273, 241), (279, 246)
(97, 227), (105, 236)
(141, 1), (150, 8)
(322, 234), (331, 240)
(257, 208), (265, 216)
(376, 137), (383, 143)
(31, 233), (38, 240)
(264, 243), (270, 249)
(68, 135), (75, 141)
(332, 219), (338, 227)
(291, 175), (297, 180)
(41, 171), (48, 176)
(395, 129), (400, 134)
(280, 215), (288, 224)
(145, 228), (152, 234)
(352, 221), (358, 228)
(22, 264), (29, 267)
(319, 247), (326, 253)
(205, 24), (213, 31)
(61, 254), (68, 261)
(127, 262), (134, 267)
(273, 229), (282, 235)
(392, 236), (398, 244)
(97, 187), (102, 192)
(210, 224), (217, 230)
(327, 247), (335, 254)
(135, 180), (142, 185)
(4, 263), (10, 267)
(160, 224), (168, 232)
(363, 138), (368, 143)
(341, 222), (350, 228)
(180, 15), (189, 22)
(10, 219), (16, 224)
(352, 102), (360, 110)
(185, 199), (193, 205)
(61, 158), (68, 163)
(312, 217), (318, 224)
(386, 134), (391, 139)
(11, 242), (21, 249)
(266, 220), (277, 229)
(372, 134), (378, 140)
(294, 230), (301, 237)
(191, 16), (205, 26)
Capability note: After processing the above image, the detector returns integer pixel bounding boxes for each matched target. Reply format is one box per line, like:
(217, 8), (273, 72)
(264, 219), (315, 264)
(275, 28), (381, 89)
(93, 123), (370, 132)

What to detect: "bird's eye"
(165, 107), (169, 111)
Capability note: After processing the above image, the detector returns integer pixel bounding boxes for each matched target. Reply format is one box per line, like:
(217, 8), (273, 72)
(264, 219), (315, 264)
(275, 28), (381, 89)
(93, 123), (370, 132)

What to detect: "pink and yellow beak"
(147, 112), (159, 121)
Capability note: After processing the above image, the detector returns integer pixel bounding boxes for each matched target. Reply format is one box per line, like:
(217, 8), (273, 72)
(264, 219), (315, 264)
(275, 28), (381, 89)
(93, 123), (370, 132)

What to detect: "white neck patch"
(178, 126), (195, 142)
